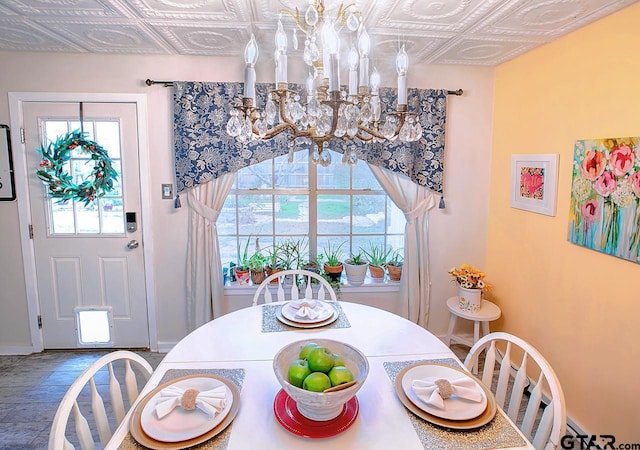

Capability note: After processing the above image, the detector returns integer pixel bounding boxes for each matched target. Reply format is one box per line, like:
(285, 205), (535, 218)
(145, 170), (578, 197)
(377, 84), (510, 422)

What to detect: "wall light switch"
(161, 184), (173, 199)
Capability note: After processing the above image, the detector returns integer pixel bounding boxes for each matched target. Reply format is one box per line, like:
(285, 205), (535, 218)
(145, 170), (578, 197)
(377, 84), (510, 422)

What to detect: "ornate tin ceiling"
(0, 0), (633, 66)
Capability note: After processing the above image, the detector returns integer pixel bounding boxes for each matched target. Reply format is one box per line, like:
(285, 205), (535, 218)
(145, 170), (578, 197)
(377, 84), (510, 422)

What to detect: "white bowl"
(273, 338), (369, 421)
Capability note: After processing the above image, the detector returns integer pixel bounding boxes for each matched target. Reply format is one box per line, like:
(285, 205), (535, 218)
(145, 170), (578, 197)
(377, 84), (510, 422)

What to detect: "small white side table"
(445, 296), (501, 347)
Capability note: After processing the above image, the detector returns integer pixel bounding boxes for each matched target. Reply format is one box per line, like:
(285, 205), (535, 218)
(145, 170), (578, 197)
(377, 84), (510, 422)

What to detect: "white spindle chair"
(49, 350), (153, 450)
(252, 269), (337, 306)
(464, 332), (566, 450)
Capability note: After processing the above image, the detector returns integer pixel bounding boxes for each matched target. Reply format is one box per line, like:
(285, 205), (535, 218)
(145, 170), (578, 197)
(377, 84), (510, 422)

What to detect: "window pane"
(109, 161), (122, 196)
(101, 198), (124, 233)
(76, 203), (100, 233)
(352, 159), (379, 189)
(44, 121), (69, 142)
(275, 152), (308, 188)
(318, 150), (349, 189)
(318, 194), (350, 234)
(238, 194), (274, 235)
(219, 236), (238, 268)
(353, 194), (385, 234)
(275, 195), (309, 234)
(218, 196), (237, 235)
(50, 200), (75, 234)
(388, 201), (404, 234)
(95, 121), (121, 158)
(238, 159), (272, 189)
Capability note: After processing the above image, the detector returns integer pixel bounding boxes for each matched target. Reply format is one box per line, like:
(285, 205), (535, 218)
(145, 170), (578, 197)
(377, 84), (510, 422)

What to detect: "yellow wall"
(488, 3), (640, 438)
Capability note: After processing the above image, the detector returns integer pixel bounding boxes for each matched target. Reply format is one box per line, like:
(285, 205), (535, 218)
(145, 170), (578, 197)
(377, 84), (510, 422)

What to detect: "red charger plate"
(273, 389), (359, 439)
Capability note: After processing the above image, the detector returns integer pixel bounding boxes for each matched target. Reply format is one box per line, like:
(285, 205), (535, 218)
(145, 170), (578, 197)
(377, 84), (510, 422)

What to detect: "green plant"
(279, 238), (308, 270)
(237, 235), (253, 269)
(247, 251), (266, 272)
(360, 241), (391, 267)
(265, 243), (283, 269)
(387, 249), (404, 267)
(320, 240), (346, 267)
(345, 249), (366, 265)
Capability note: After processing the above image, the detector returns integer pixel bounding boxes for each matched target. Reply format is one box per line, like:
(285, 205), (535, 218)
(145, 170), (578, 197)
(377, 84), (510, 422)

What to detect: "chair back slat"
(50, 351), (153, 450)
(463, 332), (566, 450)
(73, 402), (96, 450)
(506, 353), (529, 421)
(89, 378), (111, 446)
(252, 269), (338, 305)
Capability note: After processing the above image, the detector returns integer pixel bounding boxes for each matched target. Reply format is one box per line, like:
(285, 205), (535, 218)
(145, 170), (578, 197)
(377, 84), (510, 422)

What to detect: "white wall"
(0, 51), (494, 352)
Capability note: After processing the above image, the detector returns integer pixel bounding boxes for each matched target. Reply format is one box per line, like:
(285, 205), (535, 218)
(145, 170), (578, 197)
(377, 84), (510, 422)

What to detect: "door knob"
(127, 240), (139, 250)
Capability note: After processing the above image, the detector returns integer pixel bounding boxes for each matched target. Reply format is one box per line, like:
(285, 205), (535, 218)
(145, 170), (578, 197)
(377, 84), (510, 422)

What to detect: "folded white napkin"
(155, 385), (227, 420)
(289, 299), (321, 319)
(411, 376), (482, 409)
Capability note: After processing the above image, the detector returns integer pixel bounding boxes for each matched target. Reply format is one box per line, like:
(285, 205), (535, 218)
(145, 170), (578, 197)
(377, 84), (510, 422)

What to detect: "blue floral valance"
(173, 81), (447, 193)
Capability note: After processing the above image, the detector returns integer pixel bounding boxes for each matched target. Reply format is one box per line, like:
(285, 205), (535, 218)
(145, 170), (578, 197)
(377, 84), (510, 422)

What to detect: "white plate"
(401, 364), (487, 421)
(276, 306), (339, 329)
(140, 377), (233, 442)
(281, 300), (334, 323)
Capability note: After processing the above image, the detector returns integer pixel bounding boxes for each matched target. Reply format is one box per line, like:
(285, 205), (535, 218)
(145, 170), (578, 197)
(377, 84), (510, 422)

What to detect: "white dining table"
(109, 301), (534, 450)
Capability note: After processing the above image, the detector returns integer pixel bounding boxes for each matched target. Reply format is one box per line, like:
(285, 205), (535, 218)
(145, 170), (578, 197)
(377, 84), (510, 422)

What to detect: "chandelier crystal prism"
(226, 0), (423, 167)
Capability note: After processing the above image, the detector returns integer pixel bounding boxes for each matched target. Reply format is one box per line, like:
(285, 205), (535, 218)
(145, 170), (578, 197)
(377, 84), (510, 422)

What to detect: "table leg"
(473, 321), (480, 345)
(481, 321), (490, 338)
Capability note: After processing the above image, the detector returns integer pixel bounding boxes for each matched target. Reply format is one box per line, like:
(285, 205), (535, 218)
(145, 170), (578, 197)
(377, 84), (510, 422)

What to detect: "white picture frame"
(510, 154), (559, 216)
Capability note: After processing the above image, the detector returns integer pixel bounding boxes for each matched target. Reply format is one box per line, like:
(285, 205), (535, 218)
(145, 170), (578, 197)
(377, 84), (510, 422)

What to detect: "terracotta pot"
(368, 265), (385, 282)
(323, 263), (343, 283)
(386, 263), (402, 282)
(266, 266), (283, 284)
(250, 268), (266, 285)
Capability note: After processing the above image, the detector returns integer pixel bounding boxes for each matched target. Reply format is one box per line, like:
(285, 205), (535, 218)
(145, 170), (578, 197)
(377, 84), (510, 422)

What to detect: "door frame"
(8, 92), (158, 352)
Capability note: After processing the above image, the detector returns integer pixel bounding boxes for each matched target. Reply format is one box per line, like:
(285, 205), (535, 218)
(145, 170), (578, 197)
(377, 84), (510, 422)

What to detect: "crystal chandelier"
(225, 0), (423, 167)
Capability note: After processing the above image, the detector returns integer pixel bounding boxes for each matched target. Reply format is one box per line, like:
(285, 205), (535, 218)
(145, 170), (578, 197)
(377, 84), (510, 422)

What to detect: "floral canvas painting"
(568, 137), (640, 263)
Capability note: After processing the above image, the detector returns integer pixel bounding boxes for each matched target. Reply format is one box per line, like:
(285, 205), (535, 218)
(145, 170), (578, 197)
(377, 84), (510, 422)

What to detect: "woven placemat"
(119, 368), (245, 450)
(261, 301), (351, 332)
(383, 359), (526, 450)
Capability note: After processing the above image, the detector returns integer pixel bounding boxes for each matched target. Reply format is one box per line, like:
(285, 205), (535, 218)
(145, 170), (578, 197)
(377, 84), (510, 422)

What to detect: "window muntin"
(219, 149), (404, 268)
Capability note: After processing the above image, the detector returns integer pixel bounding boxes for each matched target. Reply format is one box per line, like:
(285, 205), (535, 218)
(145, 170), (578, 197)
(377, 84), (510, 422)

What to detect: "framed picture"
(0, 124), (16, 201)
(510, 154), (559, 216)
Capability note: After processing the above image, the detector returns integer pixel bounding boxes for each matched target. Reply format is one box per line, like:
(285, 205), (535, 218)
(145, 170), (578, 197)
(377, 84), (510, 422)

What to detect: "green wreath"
(36, 130), (118, 205)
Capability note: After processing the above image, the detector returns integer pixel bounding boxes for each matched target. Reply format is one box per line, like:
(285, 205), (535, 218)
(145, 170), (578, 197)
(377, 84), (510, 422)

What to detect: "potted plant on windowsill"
(265, 243), (284, 283)
(235, 236), (253, 285)
(448, 264), (492, 313)
(343, 250), (369, 286)
(361, 242), (391, 282)
(320, 240), (346, 283)
(248, 250), (267, 285)
(386, 249), (404, 282)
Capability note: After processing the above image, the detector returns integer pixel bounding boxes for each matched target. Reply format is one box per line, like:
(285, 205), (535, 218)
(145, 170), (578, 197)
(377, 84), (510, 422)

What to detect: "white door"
(23, 101), (149, 349)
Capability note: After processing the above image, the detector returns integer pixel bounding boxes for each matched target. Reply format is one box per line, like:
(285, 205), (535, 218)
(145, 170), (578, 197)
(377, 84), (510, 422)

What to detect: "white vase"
(458, 285), (482, 313)
(344, 261), (368, 286)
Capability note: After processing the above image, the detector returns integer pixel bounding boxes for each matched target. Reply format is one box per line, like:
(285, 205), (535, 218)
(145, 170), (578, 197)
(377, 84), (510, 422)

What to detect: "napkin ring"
(181, 388), (200, 410)
(434, 379), (453, 399)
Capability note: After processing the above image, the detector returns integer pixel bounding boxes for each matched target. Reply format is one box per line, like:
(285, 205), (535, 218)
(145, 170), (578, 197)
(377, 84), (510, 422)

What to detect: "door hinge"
(20, 128), (25, 144)
(37, 315), (42, 329)
(28, 224), (34, 239)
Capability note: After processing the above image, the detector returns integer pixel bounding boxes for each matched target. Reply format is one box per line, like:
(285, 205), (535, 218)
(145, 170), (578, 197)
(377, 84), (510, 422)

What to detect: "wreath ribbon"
(35, 130), (118, 205)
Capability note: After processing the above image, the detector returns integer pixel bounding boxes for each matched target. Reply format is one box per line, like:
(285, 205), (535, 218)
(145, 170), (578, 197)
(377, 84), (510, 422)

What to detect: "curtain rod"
(145, 79), (463, 95)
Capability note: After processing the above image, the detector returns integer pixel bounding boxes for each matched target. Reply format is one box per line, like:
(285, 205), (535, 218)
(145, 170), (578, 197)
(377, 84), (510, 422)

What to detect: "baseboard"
(0, 345), (36, 355)
(156, 340), (176, 353)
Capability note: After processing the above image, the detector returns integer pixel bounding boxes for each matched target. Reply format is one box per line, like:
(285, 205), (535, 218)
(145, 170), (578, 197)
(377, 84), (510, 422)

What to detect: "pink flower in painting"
(630, 171), (640, 198)
(609, 144), (635, 176)
(594, 171), (617, 197)
(580, 150), (606, 181)
(581, 199), (600, 223)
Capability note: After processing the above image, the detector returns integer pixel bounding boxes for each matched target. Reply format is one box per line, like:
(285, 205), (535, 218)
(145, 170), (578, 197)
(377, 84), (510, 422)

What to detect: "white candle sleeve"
(244, 66), (256, 102)
(398, 75), (407, 105)
(359, 57), (369, 88)
(329, 53), (340, 92)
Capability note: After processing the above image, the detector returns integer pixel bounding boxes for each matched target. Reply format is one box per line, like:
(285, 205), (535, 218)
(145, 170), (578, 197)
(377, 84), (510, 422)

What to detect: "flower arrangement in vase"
(448, 264), (491, 313)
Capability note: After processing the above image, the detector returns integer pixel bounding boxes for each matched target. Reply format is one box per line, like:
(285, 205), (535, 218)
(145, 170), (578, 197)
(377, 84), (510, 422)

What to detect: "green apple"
(302, 372), (332, 392)
(307, 346), (335, 373)
(328, 366), (354, 387)
(299, 342), (320, 360)
(288, 359), (312, 388)
(332, 353), (345, 367)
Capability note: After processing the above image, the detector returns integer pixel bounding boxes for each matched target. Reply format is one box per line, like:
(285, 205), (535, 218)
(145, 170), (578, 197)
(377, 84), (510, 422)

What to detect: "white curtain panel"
(186, 172), (236, 330)
(368, 164), (437, 327)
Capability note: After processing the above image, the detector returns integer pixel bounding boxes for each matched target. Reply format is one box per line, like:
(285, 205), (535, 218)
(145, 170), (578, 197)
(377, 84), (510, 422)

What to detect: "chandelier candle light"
(226, 0), (423, 167)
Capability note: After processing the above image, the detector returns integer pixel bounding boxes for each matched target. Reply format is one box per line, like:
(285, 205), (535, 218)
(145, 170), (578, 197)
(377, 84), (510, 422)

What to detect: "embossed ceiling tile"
(430, 35), (541, 65)
(0, 0), (129, 18)
(36, 19), (172, 54)
(366, 0), (505, 32)
(125, 0), (250, 21)
(153, 23), (246, 55)
(0, 17), (86, 52)
(470, 0), (633, 36)
(257, 0), (370, 22)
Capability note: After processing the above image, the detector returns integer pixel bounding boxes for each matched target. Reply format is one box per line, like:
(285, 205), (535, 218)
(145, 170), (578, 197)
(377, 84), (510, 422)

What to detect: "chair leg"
(473, 321), (480, 345)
